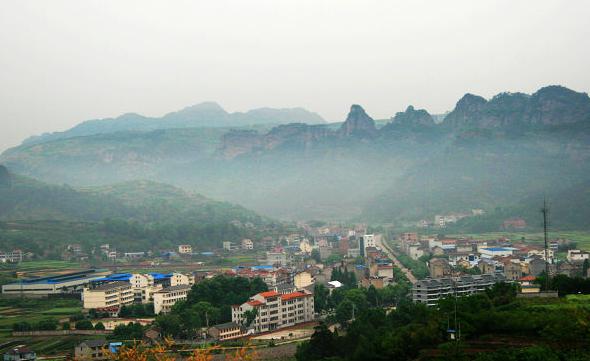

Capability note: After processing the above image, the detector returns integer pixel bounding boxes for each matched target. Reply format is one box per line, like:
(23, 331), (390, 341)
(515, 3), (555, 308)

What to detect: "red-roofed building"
(232, 290), (314, 333)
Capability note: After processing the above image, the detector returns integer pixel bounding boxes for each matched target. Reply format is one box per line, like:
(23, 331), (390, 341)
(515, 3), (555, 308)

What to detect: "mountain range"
(2, 85), (590, 229)
(22, 102), (326, 145)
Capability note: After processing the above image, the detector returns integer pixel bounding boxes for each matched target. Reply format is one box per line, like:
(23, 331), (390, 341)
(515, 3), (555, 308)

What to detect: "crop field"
(0, 298), (82, 331)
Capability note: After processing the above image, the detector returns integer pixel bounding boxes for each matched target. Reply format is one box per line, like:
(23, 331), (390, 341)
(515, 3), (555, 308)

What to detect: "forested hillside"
(2, 86), (590, 228)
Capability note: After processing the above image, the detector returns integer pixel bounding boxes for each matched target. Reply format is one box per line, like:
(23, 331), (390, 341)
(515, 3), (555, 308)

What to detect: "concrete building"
(208, 322), (245, 341)
(294, 271), (314, 289)
(232, 290), (314, 333)
(129, 274), (154, 288)
(169, 272), (195, 287)
(266, 252), (287, 266)
(222, 241), (233, 251)
(3, 346), (36, 361)
(178, 245), (192, 255)
(567, 249), (590, 262)
(153, 284), (191, 314)
(241, 239), (254, 250)
(480, 247), (515, 259)
(503, 262), (523, 281)
(2, 269), (111, 296)
(412, 273), (506, 306)
(362, 234), (376, 248)
(83, 282), (134, 310)
(528, 257), (547, 277)
(0, 249), (24, 263)
(408, 244), (425, 260)
(429, 258), (451, 278)
(74, 340), (108, 361)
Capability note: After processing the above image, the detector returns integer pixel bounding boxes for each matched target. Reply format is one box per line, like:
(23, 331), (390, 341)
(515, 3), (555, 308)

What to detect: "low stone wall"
(516, 291), (559, 298)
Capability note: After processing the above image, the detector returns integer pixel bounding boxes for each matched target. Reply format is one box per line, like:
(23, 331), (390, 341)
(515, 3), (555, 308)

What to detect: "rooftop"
(259, 290), (279, 298)
(10, 269), (110, 285)
(159, 284), (191, 293)
(211, 322), (241, 330)
(281, 291), (309, 301)
(92, 281), (131, 291)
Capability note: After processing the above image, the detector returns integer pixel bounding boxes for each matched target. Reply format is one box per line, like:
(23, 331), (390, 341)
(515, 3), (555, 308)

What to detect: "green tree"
(335, 299), (354, 326)
(94, 322), (105, 330)
(313, 284), (330, 312)
(75, 320), (94, 330)
(311, 249), (321, 263)
(243, 309), (258, 327)
(37, 319), (58, 331)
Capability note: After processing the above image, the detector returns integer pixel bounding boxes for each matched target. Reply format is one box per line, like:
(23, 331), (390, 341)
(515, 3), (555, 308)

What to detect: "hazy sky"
(1, 1), (589, 152)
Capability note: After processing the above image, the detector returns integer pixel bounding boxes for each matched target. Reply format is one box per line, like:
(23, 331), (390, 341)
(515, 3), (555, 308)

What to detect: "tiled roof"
(247, 300), (264, 307)
(281, 291), (309, 301)
(519, 275), (536, 281)
(259, 290), (279, 298)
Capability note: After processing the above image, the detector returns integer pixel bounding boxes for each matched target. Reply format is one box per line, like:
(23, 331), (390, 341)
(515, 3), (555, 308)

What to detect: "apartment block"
(412, 273), (506, 306)
(178, 245), (192, 254)
(153, 284), (191, 314)
(83, 282), (134, 309)
(232, 290), (314, 333)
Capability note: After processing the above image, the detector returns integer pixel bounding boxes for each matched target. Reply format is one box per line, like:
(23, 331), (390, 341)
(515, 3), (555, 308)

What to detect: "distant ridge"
(23, 102), (326, 145)
(2, 85), (589, 224)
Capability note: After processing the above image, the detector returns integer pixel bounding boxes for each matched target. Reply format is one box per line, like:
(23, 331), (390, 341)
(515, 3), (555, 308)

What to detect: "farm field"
(0, 297), (82, 332)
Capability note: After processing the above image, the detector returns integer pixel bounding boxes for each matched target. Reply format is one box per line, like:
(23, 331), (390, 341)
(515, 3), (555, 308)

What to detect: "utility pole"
(542, 199), (550, 291)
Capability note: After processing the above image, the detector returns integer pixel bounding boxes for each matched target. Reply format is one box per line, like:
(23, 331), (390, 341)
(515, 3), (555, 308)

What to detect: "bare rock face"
(218, 129), (263, 159)
(338, 104), (377, 137)
(263, 123), (331, 150)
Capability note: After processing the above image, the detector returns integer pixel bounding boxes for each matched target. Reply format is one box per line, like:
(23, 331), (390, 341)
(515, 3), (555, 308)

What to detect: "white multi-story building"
(363, 234), (376, 248)
(169, 272), (195, 287)
(83, 282), (134, 310)
(129, 274), (154, 288)
(232, 290), (314, 333)
(178, 245), (192, 254)
(412, 273), (506, 306)
(129, 274), (160, 304)
(153, 284), (191, 314)
(567, 249), (590, 262)
(527, 249), (554, 261)
(241, 239), (254, 250)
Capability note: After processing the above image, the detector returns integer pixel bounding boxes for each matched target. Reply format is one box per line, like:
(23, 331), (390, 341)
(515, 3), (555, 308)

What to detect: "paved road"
(376, 238), (418, 284)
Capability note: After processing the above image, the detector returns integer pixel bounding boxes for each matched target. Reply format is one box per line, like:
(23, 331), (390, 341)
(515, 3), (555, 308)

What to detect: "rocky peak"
(391, 105), (435, 127)
(443, 86), (590, 129)
(338, 104), (377, 137)
(443, 93), (488, 127)
(528, 86), (590, 126)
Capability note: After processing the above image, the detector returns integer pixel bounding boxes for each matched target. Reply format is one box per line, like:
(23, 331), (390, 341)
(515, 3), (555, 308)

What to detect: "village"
(1, 222), (589, 360)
